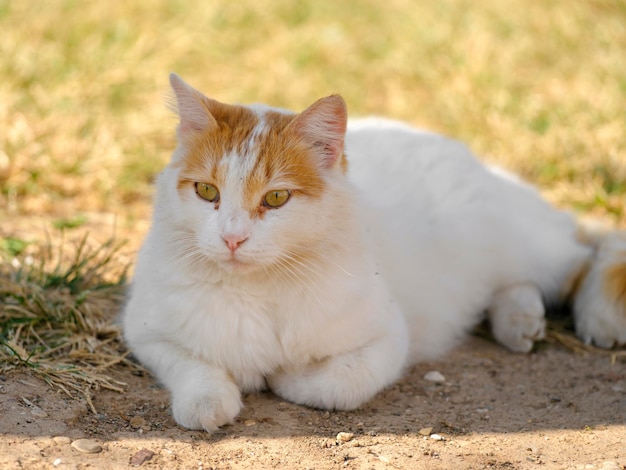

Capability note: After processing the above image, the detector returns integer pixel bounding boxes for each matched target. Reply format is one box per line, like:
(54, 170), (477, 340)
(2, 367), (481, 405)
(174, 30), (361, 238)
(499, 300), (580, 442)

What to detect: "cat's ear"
(168, 73), (218, 137)
(286, 95), (347, 169)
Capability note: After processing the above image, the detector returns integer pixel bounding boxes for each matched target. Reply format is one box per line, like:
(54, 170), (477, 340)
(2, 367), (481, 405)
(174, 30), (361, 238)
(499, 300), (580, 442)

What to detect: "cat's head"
(156, 73), (355, 278)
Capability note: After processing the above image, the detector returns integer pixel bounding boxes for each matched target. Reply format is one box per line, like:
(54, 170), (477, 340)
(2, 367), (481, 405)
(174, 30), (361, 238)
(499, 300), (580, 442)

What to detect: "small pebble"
(600, 462), (621, 470)
(30, 407), (48, 418)
(52, 436), (71, 445)
(424, 371), (446, 383)
(71, 438), (102, 454)
(430, 433), (444, 441)
(244, 419), (257, 426)
(320, 438), (334, 448)
(336, 432), (354, 443)
(129, 416), (146, 429)
(418, 427), (433, 436)
(53, 459), (62, 466)
(130, 449), (155, 467)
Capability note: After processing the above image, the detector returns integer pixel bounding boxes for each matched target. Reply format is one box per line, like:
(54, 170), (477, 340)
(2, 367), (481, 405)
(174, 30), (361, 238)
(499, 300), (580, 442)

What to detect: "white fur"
(487, 284), (546, 353)
(345, 118), (591, 361)
(124, 101), (621, 432)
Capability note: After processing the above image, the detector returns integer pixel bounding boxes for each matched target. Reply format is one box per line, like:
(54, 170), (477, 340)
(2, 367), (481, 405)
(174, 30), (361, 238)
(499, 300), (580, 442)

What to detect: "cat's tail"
(566, 220), (626, 348)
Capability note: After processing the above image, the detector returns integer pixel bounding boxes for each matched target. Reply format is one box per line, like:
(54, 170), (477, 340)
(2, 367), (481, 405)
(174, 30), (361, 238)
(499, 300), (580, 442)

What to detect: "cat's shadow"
(168, 335), (624, 442)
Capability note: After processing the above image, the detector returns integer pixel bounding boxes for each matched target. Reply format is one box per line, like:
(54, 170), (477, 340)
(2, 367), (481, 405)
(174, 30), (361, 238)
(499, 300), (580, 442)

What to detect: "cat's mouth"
(209, 246), (273, 275)
(226, 256), (248, 266)
(220, 253), (259, 273)
(197, 247), (263, 275)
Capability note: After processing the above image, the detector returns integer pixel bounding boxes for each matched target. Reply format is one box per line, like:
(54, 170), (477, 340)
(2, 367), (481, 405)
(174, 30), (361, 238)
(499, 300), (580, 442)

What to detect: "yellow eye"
(195, 182), (220, 202)
(263, 189), (291, 208)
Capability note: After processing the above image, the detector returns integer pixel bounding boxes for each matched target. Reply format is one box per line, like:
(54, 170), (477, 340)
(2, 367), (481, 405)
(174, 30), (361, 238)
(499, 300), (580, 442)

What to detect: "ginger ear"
(286, 95), (347, 169)
(168, 73), (218, 137)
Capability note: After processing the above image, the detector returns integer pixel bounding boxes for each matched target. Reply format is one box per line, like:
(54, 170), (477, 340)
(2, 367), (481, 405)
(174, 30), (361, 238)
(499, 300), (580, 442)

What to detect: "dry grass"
(0, 0), (625, 398)
(546, 329), (626, 365)
(0, 235), (139, 412)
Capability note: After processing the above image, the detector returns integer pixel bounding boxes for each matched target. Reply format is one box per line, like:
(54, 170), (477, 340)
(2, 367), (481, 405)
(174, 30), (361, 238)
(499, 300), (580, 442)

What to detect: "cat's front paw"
(268, 365), (370, 411)
(574, 235), (626, 348)
(268, 337), (406, 411)
(488, 284), (546, 353)
(171, 380), (242, 432)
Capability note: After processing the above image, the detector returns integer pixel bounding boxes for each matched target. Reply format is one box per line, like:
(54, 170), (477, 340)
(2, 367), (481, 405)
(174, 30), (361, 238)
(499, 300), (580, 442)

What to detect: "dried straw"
(0, 233), (143, 413)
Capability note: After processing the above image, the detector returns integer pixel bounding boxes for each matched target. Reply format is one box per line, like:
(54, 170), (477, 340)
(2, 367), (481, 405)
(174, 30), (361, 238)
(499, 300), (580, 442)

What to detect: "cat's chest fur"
(132, 247), (384, 392)
(171, 282), (283, 391)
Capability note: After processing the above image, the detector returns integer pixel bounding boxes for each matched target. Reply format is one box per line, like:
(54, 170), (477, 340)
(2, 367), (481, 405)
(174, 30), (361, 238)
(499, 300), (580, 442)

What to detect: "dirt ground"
(1, 335), (624, 470)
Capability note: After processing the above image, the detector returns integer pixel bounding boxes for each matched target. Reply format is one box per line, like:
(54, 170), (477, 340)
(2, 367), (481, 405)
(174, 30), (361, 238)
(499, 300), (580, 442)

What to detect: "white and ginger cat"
(123, 73), (626, 431)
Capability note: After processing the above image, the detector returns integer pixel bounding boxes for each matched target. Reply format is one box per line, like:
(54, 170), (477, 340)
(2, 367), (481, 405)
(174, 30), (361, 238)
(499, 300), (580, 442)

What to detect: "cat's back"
(345, 117), (492, 215)
(346, 117), (451, 174)
(345, 116), (567, 218)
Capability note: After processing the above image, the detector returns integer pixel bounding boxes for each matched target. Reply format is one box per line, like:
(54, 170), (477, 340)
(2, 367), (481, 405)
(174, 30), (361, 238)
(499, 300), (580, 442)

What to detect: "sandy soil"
(1, 336), (624, 470)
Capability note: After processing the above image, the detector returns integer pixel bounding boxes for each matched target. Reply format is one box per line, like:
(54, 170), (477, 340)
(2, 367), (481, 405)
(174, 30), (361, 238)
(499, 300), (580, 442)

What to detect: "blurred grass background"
(0, 0), (625, 232)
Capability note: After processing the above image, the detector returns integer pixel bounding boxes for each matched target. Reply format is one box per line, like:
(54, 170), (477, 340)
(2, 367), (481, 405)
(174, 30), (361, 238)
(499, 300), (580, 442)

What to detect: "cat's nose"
(222, 233), (248, 252)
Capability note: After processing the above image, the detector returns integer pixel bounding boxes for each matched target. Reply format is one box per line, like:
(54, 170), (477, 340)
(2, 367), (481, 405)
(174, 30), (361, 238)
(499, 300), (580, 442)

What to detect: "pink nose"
(223, 234), (248, 252)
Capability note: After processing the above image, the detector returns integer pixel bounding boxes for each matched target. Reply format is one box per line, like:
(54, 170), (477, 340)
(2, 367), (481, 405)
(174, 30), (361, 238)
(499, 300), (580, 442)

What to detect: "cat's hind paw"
(488, 283), (546, 353)
(573, 234), (626, 349)
(171, 378), (242, 432)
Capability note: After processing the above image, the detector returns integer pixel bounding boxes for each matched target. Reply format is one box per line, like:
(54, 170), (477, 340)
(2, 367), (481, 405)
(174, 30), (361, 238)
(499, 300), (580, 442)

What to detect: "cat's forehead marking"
(176, 103), (260, 184)
(243, 109), (326, 207)
(176, 104), (326, 213)
(221, 109), (292, 185)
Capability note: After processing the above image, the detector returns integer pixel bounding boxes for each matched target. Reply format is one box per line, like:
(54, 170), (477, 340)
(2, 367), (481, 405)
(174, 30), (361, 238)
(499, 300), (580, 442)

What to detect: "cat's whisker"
(329, 260), (355, 277)
(286, 260), (335, 308)
(166, 235), (224, 280)
(282, 248), (353, 283)
(272, 257), (318, 295)
(263, 261), (304, 298)
(277, 249), (322, 276)
(273, 257), (328, 309)
(267, 261), (314, 305)
(281, 251), (326, 278)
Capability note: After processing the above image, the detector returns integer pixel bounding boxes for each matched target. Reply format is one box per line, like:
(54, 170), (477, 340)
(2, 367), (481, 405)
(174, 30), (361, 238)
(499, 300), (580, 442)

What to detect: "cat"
(123, 73), (626, 432)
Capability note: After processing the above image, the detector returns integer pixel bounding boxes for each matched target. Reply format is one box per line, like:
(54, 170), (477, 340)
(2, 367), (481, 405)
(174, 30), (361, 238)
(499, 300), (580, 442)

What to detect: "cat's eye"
(195, 182), (220, 202)
(263, 189), (291, 208)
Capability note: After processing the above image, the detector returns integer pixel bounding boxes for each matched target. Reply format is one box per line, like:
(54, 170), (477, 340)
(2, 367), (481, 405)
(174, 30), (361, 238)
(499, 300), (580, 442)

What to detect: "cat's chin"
(218, 257), (264, 276)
